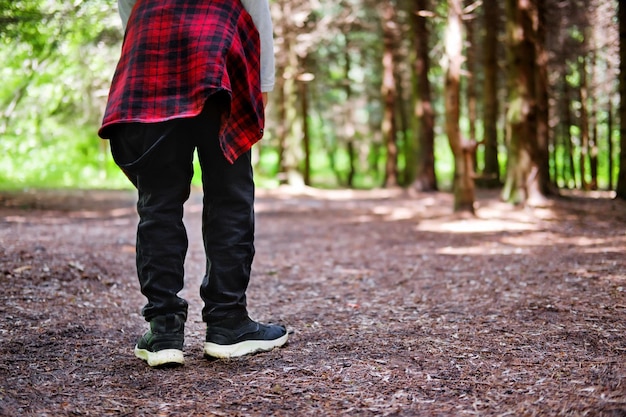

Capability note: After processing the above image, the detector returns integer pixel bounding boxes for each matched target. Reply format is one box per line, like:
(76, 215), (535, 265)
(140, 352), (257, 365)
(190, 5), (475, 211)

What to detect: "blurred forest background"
(1, 0), (625, 209)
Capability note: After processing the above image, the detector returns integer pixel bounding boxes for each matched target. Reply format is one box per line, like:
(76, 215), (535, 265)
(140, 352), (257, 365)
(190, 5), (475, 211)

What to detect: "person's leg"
(194, 98), (254, 322)
(194, 97), (288, 359)
(109, 120), (195, 367)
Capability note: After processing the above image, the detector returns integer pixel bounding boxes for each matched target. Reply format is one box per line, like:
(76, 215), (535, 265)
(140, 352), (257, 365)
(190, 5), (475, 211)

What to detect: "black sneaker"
(134, 314), (185, 367)
(204, 316), (288, 359)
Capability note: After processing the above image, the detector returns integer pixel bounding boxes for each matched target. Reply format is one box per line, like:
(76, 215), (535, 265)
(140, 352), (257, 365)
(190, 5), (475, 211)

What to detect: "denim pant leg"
(195, 114), (255, 323)
(110, 121), (195, 321)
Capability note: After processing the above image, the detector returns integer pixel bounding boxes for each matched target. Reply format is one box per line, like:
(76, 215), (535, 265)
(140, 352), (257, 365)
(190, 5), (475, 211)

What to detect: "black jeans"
(110, 98), (254, 323)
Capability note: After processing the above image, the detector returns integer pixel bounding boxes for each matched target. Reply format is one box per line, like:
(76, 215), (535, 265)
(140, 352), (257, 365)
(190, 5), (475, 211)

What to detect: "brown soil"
(1, 187), (625, 416)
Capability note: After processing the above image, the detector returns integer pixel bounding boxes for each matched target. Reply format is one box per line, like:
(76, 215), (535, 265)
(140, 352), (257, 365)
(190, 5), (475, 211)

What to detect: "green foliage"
(0, 0), (123, 189)
(0, 0), (620, 195)
(0, 127), (129, 190)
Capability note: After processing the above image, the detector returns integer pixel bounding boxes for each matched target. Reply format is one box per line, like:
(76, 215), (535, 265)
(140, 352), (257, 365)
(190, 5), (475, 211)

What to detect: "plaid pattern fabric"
(99, 0), (264, 163)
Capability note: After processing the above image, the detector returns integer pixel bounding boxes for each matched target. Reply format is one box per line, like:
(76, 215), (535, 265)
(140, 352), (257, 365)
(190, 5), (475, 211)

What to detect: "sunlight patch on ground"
(502, 233), (626, 249)
(257, 185), (405, 201)
(371, 205), (420, 221)
(437, 245), (530, 255)
(579, 246), (626, 254)
(418, 218), (539, 233)
(435, 233), (626, 257)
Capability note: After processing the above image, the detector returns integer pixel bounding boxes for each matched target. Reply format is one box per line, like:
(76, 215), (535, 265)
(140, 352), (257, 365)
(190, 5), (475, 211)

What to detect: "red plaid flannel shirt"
(98, 0), (264, 163)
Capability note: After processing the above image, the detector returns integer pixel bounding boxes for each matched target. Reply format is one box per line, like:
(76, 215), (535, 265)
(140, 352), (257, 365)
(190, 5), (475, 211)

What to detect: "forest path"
(1, 187), (625, 416)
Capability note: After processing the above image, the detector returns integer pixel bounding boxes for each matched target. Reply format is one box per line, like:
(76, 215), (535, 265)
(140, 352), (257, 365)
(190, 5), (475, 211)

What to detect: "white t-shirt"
(117, 0), (275, 92)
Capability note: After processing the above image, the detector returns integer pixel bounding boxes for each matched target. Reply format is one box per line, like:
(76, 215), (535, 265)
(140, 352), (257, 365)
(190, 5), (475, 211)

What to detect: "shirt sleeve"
(240, 0), (276, 92)
(117, 0), (135, 30)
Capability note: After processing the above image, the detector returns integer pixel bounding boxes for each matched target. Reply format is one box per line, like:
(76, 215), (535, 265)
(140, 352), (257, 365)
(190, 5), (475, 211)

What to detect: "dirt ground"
(0, 187), (625, 416)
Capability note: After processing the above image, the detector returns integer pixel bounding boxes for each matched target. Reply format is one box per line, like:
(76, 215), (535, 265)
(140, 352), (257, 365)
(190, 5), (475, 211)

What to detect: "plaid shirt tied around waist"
(98, 0), (264, 164)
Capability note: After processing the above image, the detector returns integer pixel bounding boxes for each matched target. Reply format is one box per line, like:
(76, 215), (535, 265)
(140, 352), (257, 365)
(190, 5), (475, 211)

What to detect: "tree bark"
(566, 98), (577, 188)
(411, 0), (437, 191)
(380, 0), (399, 188)
(502, 0), (544, 205)
(465, 0), (477, 148)
(343, 36), (357, 188)
(299, 77), (311, 186)
(446, 0), (475, 213)
(579, 55), (590, 190)
(608, 97), (614, 191)
(561, 80), (577, 189)
(588, 23), (599, 191)
(481, 0), (501, 187)
(533, 0), (551, 198)
(617, 0), (626, 199)
(272, 0), (305, 187)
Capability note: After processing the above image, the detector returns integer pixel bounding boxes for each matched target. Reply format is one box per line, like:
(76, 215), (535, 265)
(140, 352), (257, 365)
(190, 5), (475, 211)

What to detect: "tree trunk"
(481, 0), (501, 187)
(557, 80), (570, 188)
(446, 0), (475, 213)
(411, 0), (437, 191)
(617, 0), (626, 199)
(299, 77), (311, 186)
(276, 59), (288, 182)
(533, 0), (551, 198)
(588, 27), (599, 191)
(589, 106), (599, 191)
(272, 0), (304, 187)
(343, 34), (357, 188)
(380, 0), (399, 188)
(579, 55), (590, 190)
(465, 0), (477, 147)
(563, 84), (577, 189)
(502, 0), (541, 205)
(347, 141), (356, 187)
(608, 97), (614, 191)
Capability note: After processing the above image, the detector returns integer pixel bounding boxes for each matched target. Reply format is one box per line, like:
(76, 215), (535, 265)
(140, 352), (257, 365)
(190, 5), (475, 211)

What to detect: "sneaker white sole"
(134, 346), (184, 367)
(203, 333), (289, 359)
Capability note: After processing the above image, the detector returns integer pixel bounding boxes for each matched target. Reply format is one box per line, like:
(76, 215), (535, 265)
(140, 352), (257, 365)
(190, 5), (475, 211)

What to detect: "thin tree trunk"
(502, 0), (544, 205)
(608, 97), (614, 190)
(276, 61), (288, 181)
(558, 81), (567, 187)
(589, 107), (599, 191)
(446, 0), (475, 213)
(550, 103), (558, 186)
(533, 0), (551, 198)
(397, 92), (410, 186)
(272, 0), (304, 187)
(563, 85), (577, 189)
(482, 0), (500, 187)
(617, 0), (626, 199)
(588, 30), (599, 191)
(381, 0), (399, 188)
(412, 0), (437, 191)
(299, 78), (311, 186)
(579, 55), (590, 190)
(347, 141), (356, 187)
(342, 32), (357, 188)
(465, 0), (477, 145)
